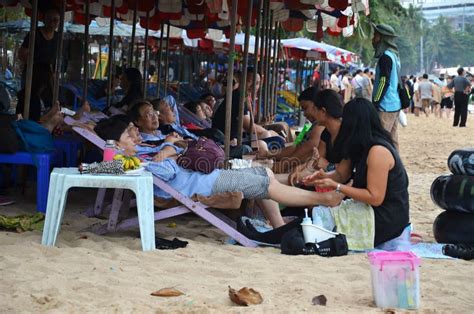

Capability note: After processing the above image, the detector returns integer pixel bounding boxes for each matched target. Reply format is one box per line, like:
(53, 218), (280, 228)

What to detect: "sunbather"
(132, 99), (252, 158)
(94, 118), (344, 228)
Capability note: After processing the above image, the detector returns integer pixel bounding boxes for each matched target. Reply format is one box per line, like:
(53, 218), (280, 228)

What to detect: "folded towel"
(329, 199), (375, 251)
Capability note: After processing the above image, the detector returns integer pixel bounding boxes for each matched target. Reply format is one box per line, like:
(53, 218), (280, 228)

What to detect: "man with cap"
(372, 24), (402, 150)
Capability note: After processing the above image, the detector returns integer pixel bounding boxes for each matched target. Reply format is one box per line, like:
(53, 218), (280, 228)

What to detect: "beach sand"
(0, 114), (473, 312)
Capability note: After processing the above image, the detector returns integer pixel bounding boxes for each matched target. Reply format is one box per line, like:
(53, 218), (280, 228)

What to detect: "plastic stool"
(41, 168), (155, 251)
(0, 151), (59, 212)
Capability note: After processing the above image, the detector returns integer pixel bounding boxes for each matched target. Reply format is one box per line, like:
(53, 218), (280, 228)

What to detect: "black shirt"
(212, 89), (248, 139)
(351, 138), (410, 246)
(21, 29), (59, 67)
(320, 129), (341, 164)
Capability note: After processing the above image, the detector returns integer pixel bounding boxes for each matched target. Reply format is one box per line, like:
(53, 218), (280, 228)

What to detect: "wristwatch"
(335, 183), (342, 194)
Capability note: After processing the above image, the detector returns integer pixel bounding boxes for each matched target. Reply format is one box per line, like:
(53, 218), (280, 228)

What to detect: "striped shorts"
(211, 167), (270, 199)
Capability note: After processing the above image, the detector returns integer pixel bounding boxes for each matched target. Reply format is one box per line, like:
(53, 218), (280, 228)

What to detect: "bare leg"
(73, 100), (91, 120)
(256, 199), (285, 228)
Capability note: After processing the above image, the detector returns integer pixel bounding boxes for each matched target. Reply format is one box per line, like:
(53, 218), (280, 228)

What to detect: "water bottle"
(294, 123), (311, 145)
(103, 139), (116, 161)
(302, 208), (312, 225)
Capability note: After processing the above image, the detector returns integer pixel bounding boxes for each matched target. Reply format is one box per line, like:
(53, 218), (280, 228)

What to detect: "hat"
(373, 23), (398, 37)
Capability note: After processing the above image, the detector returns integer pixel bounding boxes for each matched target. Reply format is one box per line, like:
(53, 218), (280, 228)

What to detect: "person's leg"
(256, 199), (285, 227)
(453, 92), (462, 126)
(379, 112), (399, 150)
(459, 95), (469, 127)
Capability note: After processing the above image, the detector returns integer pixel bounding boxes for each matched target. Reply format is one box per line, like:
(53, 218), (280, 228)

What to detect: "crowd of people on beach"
(1, 11), (472, 253)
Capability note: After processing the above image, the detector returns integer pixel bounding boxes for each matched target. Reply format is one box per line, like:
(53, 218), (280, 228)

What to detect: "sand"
(0, 114), (473, 313)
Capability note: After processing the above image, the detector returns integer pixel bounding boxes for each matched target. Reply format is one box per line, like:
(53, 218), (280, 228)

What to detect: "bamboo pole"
(163, 23), (170, 93)
(52, 0), (65, 107)
(271, 23), (281, 117)
(83, 0), (90, 102)
(257, 0), (268, 124)
(23, 0), (38, 119)
(223, 0), (238, 164)
(143, 10), (149, 98)
(128, 0), (137, 66)
(263, 9), (273, 122)
(251, 0), (263, 128)
(106, 0), (115, 109)
(156, 22), (164, 97)
(236, 0), (253, 146)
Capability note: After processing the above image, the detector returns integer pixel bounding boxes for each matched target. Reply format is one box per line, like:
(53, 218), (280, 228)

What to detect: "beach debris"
(78, 235), (88, 240)
(228, 286), (263, 306)
(312, 295), (327, 306)
(167, 222), (177, 228)
(151, 288), (184, 297)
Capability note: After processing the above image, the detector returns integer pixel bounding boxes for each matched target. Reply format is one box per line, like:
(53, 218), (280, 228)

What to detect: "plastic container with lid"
(368, 251), (421, 309)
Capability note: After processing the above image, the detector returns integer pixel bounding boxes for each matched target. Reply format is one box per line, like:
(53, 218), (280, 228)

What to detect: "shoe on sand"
(443, 244), (474, 260)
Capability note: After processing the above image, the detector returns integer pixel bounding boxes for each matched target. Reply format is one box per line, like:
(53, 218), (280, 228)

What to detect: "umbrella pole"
(164, 23), (170, 94)
(257, 0), (268, 124)
(106, 0), (115, 110)
(251, 0), (263, 126)
(52, 0), (65, 107)
(82, 0), (90, 103)
(272, 22), (281, 117)
(143, 10), (149, 98)
(263, 8), (272, 123)
(236, 0), (253, 146)
(224, 0), (238, 165)
(129, 0), (137, 67)
(23, 0), (38, 120)
(156, 22), (164, 97)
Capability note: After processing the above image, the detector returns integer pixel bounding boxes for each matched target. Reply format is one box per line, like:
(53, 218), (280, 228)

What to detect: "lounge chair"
(63, 116), (256, 247)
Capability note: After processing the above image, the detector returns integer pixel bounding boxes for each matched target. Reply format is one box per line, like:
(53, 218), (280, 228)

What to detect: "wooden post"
(251, 0), (263, 128)
(52, 0), (65, 107)
(106, 0), (115, 109)
(82, 0), (90, 103)
(163, 23), (170, 93)
(272, 23), (281, 117)
(223, 0), (238, 165)
(263, 9), (273, 122)
(236, 0), (253, 146)
(128, 0), (137, 66)
(143, 10), (149, 98)
(156, 22), (164, 97)
(23, 0), (38, 119)
(257, 0), (268, 124)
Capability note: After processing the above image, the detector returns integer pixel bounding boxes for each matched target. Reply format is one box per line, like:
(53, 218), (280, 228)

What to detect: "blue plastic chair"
(53, 135), (83, 167)
(0, 151), (60, 212)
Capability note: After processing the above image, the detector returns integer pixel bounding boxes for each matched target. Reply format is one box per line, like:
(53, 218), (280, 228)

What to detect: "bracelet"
(335, 183), (342, 194)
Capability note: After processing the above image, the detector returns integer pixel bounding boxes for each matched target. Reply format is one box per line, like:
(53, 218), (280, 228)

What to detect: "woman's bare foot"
(41, 110), (64, 133)
(73, 100), (91, 120)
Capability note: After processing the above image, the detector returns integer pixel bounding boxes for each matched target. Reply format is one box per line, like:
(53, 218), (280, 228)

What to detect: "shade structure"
(280, 37), (356, 63)
(0, 0), (369, 39)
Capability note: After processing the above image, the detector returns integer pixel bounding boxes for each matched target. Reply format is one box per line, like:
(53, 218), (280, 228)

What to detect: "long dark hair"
(123, 67), (143, 96)
(333, 98), (393, 162)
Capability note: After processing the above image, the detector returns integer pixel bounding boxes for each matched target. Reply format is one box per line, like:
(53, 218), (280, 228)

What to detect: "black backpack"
(281, 226), (348, 257)
(398, 82), (411, 110)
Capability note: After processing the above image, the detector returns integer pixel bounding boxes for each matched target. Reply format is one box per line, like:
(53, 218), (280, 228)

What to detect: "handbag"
(177, 137), (224, 173)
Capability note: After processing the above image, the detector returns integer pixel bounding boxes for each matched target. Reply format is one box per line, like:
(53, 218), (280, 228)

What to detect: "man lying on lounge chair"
(93, 117), (344, 229)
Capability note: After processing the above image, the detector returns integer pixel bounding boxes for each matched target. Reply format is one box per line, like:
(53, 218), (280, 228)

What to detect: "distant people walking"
(372, 24), (402, 150)
(448, 67), (471, 127)
(440, 76), (454, 119)
(416, 74), (433, 117)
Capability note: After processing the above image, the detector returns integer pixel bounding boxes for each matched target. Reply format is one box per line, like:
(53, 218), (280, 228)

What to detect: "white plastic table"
(41, 168), (155, 251)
